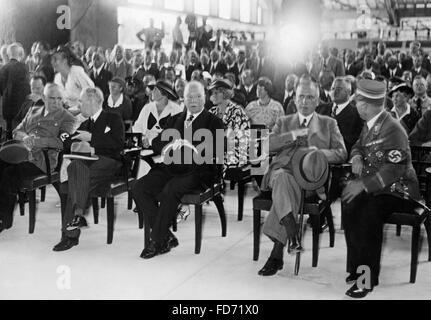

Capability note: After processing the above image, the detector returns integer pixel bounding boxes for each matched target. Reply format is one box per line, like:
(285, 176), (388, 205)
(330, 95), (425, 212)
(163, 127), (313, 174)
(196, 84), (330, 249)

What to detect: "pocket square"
(104, 127), (111, 133)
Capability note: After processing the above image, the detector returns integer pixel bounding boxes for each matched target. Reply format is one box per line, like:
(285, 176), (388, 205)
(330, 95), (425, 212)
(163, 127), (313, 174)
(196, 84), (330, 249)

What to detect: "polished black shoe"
(66, 215), (88, 231)
(345, 283), (373, 299)
(53, 237), (79, 252)
(258, 258), (283, 276)
(345, 273), (358, 285)
(160, 232), (179, 254)
(140, 241), (161, 259)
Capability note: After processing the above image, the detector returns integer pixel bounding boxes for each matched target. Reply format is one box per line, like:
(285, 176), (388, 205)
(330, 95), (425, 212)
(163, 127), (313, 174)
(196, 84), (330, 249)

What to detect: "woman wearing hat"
(103, 76), (133, 122)
(388, 83), (420, 134)
(133, 80), (182, 148)
(245, 77), (284, 131)
(52, 45), (95, 117)
(208, 79), (250, 170)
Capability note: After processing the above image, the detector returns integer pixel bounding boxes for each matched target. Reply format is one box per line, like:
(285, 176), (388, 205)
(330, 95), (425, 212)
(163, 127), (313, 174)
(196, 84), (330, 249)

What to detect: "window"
(219, 0), (232, 19)
(128, 0), (153, 6)
(194, 0), (210, 15)
(165, 0), (183, 11)
(257, 5), (262, 25)
(240, 0), (251, 23)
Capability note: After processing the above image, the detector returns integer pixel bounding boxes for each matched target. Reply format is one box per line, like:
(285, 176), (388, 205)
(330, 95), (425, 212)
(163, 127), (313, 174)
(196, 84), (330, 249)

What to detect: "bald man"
(0, 43), (31, 139)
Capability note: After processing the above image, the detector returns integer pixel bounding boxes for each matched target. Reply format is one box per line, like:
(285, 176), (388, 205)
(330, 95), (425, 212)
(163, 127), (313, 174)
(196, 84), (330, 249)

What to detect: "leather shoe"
(345, 283), (373, 298)
(140, 241), (161, 259)
(160, 232), (179, 254)
(53, 237), (79, 252)
(66, 215), (88, 231)
(345, 273), (358, 285)
(258, 258), (283, 276)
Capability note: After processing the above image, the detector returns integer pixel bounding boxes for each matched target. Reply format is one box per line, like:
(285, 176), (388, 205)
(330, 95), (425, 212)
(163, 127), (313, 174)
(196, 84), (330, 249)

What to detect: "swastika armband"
(384, 149), (407, 164)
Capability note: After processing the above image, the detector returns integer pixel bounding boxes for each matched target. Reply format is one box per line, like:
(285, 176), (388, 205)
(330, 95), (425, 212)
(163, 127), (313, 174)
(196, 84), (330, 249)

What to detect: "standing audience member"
(52, 45), (94, 117)
(90, 52), (113, 99)
(0, 43), (31, 139)
(108, 45), (132, 79)
(34, 41), (55, 82)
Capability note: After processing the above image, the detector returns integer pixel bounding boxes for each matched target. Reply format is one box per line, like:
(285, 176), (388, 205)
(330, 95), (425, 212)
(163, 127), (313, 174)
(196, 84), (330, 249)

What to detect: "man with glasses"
(0, 83), (75, 233)
(131, 81), (224, 259)
(257, 75), (347, 277)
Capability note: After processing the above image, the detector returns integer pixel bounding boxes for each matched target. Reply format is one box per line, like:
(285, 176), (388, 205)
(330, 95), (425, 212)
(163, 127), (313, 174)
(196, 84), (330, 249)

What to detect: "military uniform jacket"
(351, 110), (420, 200)
(13, 105), (76, 172)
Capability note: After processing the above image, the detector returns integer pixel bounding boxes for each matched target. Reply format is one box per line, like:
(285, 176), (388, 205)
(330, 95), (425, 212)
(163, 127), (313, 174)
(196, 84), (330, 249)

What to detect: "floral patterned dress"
(245, 98), (285, 131)
(210, 101), (250, 171)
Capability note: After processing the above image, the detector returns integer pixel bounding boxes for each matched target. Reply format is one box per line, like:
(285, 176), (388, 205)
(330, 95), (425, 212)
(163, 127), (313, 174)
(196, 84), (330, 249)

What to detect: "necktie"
(332, 105), (338, 118)
(185, 114), (194, 128)
(89, 118), (95, 132)
(417, 98), (423, 118)
(301, 118), (308, 128)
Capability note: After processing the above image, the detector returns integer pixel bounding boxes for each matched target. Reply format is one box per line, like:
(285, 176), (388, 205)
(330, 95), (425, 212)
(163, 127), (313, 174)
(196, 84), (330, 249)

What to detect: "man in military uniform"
(342, 78), (421, 298)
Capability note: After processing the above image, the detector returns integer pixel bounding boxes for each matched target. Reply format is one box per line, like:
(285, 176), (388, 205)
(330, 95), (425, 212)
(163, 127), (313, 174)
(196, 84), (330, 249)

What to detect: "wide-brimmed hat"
(0, 140), (30, 164)
(63, 141), (99, 161)
(388, 82), (414, 98)
(292, 148), (329, 191)
(208, 79), (233, 91)
(149, 80), (179, 101)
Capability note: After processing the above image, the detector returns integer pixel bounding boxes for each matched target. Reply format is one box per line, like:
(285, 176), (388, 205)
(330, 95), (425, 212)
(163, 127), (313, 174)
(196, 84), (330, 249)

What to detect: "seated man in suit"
(53, 87), (124, 251)
(258, 76), (347, 277)
(342, 79), (420, 298)
(317, 77), (363, 155)
(90, 52), (112, 99)
(0, 83), (75, 232)
(131, 81), (224, 259)
(238, 69), (258, 105)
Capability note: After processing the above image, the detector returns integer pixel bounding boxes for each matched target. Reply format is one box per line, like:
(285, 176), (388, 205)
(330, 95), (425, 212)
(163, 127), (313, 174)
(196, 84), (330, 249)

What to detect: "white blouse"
(132, 100), (182, 145)
(54, 65), (94, 113)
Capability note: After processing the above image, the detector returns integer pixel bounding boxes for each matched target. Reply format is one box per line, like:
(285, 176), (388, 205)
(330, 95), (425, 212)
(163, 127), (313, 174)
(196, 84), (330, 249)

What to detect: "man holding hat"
(133, 80), (182, 148)
(342, 78), (420, 298)
(104, 76), (133, 122)
(53, 87), (124, 251)
(257, 75), (347, 277)
(388, 82), (420, 134)
(0, 83), (75, 233)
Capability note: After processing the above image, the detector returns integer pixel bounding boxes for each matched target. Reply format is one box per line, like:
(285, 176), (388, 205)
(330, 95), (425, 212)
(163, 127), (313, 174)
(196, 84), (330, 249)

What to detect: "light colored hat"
(356, 78), (387, 100)
(63, 141), (99, 161)
(292, 148), (329, 191)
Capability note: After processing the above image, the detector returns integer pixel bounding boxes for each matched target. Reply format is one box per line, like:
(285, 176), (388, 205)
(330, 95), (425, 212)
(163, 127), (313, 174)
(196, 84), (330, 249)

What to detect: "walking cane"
(294, 189), (306, 276)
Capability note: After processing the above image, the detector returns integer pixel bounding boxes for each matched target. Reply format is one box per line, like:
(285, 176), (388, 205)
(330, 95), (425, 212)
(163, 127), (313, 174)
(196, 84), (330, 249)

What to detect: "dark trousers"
(0, 160), (43, 227)
(131, 165), (201, 244)
(5, 118), (13, 140)
(63, 156), (122, 238)
(342, 193), (416, 286)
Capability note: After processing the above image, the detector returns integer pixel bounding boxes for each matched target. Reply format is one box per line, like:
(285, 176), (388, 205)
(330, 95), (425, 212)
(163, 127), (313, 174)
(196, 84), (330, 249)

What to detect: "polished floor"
(0, 184), (430, 300)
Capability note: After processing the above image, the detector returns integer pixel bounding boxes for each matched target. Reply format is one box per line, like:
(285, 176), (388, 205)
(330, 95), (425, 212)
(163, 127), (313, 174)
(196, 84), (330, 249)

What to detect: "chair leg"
(237, 181), (245, 221)
(410, 225), (421, 283)
(28, 190), (36, 234)
(253, 209), (261, 261)
(138, 207), (144, 230)
(424, 216), (431, 261)
(18, 192), (25, 216)
(325, 207), (335, 248)
(101, 197), (106, 209)
(396, 224), (402, 236)
(310, 214), (320, 268)
(40, 186), (46, 202)
(106, 198), (115, 244)
(127, 191), (133, 210)
(195, 204), (203, 254)
(213, 194), (226, 237)
(92, 198), (99, 224)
